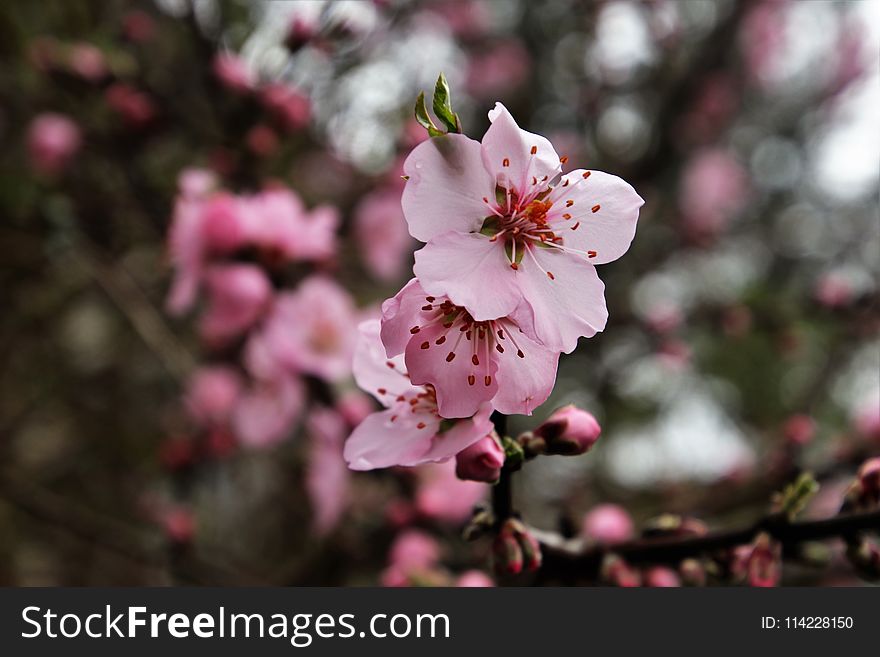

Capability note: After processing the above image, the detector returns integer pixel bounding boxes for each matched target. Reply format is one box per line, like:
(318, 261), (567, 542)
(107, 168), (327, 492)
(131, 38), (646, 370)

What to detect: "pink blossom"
(534, 404), (601, 455)
(388, 529), (440, 571)
(105, 83), (156, 128)
(465, 40), (531, 98)
(414, 460), (487, 524)
(336, 390), (374, 427)
(199, 192), (247, 254)
(381, 279), (559, 417)
(853, 402), (880, 444)
(405, 103), (643, 353)
(306, 408), (351, 536)
(261, 83), (311, 132)
(213, 52), (254, 94)
(232, 375), (304, 448)
(26, 113), (81, 176)
(455, 570), (495, 587)
(740, 1), (788, 88)
(68, 43), (107, 82)
(582, 504), (634, 545)
(644, 566), (681, 588)
(184, 366), (243, 426)
(455, 433), (504, 483)
(123, 10), (157, 43)
(782, 414), (816, 446)
(199, 264), (272, 346)
(815, 272), (853, 308)
(345, 321), (494, 470)
(178, 168), (217, 199)
(160, 506), (195, 544)
(246, 124), (279, 157)
(240, 189), (338, 262)
(354, 187), (413, 282)
(246, 276), (356, 383)
(679, 148), (747, 237)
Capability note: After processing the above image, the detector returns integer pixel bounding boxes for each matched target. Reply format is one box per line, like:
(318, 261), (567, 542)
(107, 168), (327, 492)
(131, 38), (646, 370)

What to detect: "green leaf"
(432, 73), (461, 134)
(414, 92), (443, 138)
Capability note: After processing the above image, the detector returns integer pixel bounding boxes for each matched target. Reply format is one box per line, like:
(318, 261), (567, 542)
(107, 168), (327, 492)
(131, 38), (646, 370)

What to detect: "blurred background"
(0, 0), (877, 586)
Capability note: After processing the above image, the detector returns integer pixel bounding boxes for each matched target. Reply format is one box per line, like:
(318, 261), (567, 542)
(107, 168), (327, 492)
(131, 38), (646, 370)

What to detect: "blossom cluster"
(345, 102), (643, 473)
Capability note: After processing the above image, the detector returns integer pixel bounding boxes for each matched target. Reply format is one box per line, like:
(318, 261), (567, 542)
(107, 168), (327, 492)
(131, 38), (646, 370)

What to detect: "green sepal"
(414, 91), (444, 138)
(432, 73), (461, 134)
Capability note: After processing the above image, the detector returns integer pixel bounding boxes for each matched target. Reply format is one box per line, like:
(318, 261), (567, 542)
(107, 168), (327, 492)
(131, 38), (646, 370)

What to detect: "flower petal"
(413, 232), (521, 321)
(353, 319), (416, 407)
(547, 169), (644, 265)
(405, 321), (499, 419)
(492, 319), (559, 415)
(401, 133), (493, 242)
(344, 405), (442, 470)
(481, 102), (561, 192)
(418, 403), (494, 463)
(512, 247), (608, 353)
(381, 278), (433, 358)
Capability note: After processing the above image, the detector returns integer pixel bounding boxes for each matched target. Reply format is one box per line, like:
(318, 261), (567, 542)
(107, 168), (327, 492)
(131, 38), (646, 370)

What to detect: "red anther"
(377, 388), (387, 395)
(517, 349), (525, 358)
(547, 271), (555, 280)
(446, 352), (456, 362)
(420, 341), (430, 349)
(410, 326), (420, 334)
(416, 422), (426, 429)
(530, 145), (537, 155)
(560, 155), (569, 164)
(563, 213), (572, 220)
(588, 250), (597, 258)
(468, 375), (476, 386)
(566, 199), (574, 207)
(510, 263), (519, 270)
(496, 344), (504, 353)
(582, 171), (591, 179)
(502, 158), (510, 167)
(571, 222), (580, 230)
(472, 354), (480, 366)
(386, 361), (395, 369)
(484, 375), (492, 386)
(435, 335), (446, 345)
(591, 204), (601, 213)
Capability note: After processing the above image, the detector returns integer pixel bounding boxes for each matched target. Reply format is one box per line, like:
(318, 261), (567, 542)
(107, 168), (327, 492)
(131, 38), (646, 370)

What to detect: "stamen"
(592, 204), (601, 213)
(502, 158), (510, 167)
(410, 326), (420, 334)
(530, 145), (538, 155)
(547, 271), (555, 280)
(472, 354), (480, 366)
(386, 361), (395, 369)
(571, 221), (580, 230)
(377, 388), (387, 395)
(420, 341), (430, 350)
(435, 335), (446, 345)
(467, 374), (476, 386)
(484, 375), (492, 386)
(517, 349), (524, 358)
(588, 250), (597, 258)
(566, 199), (574, 207)
(582, 171), (591, 179)
(425, 296), (435, 302)
(421, 304), (433, 311)
(563, 213), (572, 220)
(446, 352), (456, 362)
(416, 422), (426, 429)
(560, 155), (569, 164)
(496, 344), (504, 353)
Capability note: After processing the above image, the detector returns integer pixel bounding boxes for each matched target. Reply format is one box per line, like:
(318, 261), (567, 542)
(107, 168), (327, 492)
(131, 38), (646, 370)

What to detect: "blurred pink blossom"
(465, 40), (531, 98)
(853, 402), (880, 445)
(246, 124), (279, 157)
(306, 408), (351, 536)
(160, 506), (196, 544)
(414, 460), (487, 524)
(199, 264), (272, 346)
(455, 570), (495, 587)
(345, 320), (494, 470)
(123, 10), (157, 43)
(241, 189), (338, 262)
(184, 366), (243, 427)
(815, 272), (854, 308)
(68, 43), (107, 82)
(26, 113), (81, 176)
(105, 83), (157, 128)
(644, 566), (681, 588)
(679, 147), (748, 238)
(213, 52), (255, 94)
(388, 529), (441, 572)
(336, 390), (374, 427)
(782, 414), (816, 447)
(232, 375), (304, 448)
(582, 504), (634, 545)
(353, 187), (413, 282)
(261, 83), (311, 132)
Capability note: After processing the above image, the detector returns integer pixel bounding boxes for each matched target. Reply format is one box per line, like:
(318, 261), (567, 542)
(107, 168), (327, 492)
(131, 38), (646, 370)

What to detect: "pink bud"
(105, 83), (156, 128)
(455, 570), (495, 587)
(201, 193), (245, 254)
(286, 15), (317, 52)
(582, 504), (634, 545)
(783, 414), (816, 446)
(455, 433), (504, 483)
(68, 43), (107, 82)
(213, 52), (254, 94)
(492, 526), (523, 576)
(185, 366), (242, 426)
(534, 405), (601, 456)
(388, 530), (440, 572)
(27, 113), (81, 176)
(644, 566), (681, 587)
(199, 264), (272, 346)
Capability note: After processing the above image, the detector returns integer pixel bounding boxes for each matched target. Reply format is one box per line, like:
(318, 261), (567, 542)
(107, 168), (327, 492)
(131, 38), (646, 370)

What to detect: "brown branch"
(535, 508), (880, 578)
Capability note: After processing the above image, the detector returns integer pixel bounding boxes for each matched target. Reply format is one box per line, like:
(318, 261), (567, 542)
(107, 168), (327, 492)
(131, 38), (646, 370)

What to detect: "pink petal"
(492, 319), (559, 415)
(413, 232), (521, 321)
(353, 319), (416, 406)
(405, 321), (499, 419)
(380, 278), (431, 358)
(511, 247), (608, 353)
(306, 408), (350, 536)
(481, 102), (561, 192)
(232, 376), (304, 448)
(548, 169), (644, 265)
(401, 133), (492, 242)
(343, 405), (442, 470)
(419, 403), (494, 463)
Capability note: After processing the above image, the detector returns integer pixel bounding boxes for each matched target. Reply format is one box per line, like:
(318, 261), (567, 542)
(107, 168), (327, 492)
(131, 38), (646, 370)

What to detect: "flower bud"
(27, 113), (81, 176)
(455, 433), (504, 483)
(492, 525), (523, 576)
(582, 504), (634, 545)
(734, 533), (781, 587)
(644, 566), (681, 588)
(534, 405), (601, 456)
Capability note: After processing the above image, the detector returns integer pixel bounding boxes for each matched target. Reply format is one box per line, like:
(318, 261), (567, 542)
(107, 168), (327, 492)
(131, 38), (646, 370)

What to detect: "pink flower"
(160, 506), (196, 544)
(246, 276), (356, 383)
(105, 83), (156, 128)
(815, 272), (853, 308)
(241, 189), (338, 262)
(213, 52), (254, 94)
(68, 43), (107, 82)
(184, 366), (243, 426)
(354, 188), (414, 282)
(534, 404), (601, 455)
(582, 504), (634, 545)
(644, 566), (681, 588)
(261, 83), (311, 132)
(199, 264), (272, 346)
(381, 279), (559, 417)
(455, 433), (504, 483)
(405, 103), (643, 353)
(232, 375), (304, 448)
(27, 113), (81, 176)
(455, 570), (495, 587)
(414, 460), (487, 524)
(336, 390), (374, 427)
(782, 414), (816, 446)
(388, 529), (440, 571)
(123, 10), (157, 43)
(679, 148), (747, 237)
(345, 320), (494, 470)
(306, 408), (351, 536)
